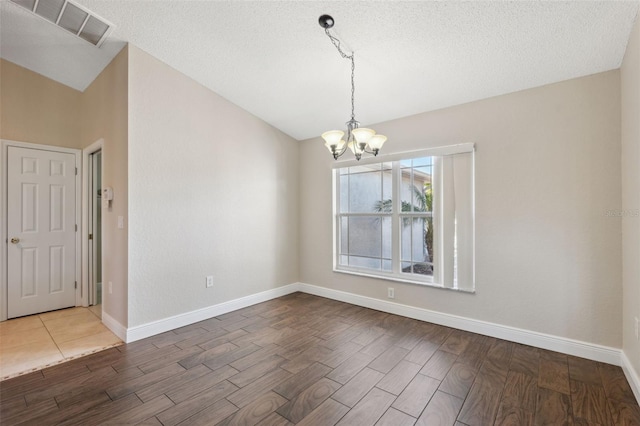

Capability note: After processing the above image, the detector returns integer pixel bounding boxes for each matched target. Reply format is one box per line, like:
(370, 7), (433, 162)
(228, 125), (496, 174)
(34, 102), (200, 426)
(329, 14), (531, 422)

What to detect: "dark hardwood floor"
(1, 292), (639, 425)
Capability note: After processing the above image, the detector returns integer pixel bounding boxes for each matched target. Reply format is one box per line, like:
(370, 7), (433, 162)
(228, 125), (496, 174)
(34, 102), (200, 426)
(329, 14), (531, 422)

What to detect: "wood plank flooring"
(1, 292), (639, 425)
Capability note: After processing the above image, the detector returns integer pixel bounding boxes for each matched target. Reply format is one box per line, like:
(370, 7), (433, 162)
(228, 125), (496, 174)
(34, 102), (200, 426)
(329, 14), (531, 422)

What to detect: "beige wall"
(2, 44), (300, 330)
(621, 17), (640, 380)
(300, 70), (622, 348)
(80, 46), (129, 327)
(127, 46), (299, 327)
(0, 53), (129, 327)
(1, 59), (82, 148)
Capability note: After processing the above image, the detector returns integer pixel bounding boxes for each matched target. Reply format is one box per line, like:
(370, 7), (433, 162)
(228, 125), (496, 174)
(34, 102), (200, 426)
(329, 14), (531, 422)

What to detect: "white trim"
(124, 284), (300, 343)
(1, 140), (81, 322)
(102, 310), (127, 342)
(621, 351), (640, 404)
(96, 278), (636, 404)
(297, 283), (622, 366)
(81, 140), (104, 309)
(332, 142), (475, 169)
(95, 279), (639, 404)
(332, 268), (475, 293)
(118, 281), (626, 371)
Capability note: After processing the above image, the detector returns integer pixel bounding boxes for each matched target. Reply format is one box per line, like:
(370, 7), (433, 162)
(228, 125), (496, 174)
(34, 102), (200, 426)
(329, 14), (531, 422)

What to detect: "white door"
(7, 146), (77, 318)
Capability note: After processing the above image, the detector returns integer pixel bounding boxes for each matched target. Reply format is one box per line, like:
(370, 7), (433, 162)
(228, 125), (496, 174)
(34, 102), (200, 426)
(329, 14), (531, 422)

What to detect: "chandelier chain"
(319, 14), (387, 161)
(325, 28), (355, 121)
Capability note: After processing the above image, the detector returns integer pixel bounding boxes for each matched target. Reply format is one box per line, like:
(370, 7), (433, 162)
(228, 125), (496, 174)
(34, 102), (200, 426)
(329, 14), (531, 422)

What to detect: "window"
(333, 144), (475, 291)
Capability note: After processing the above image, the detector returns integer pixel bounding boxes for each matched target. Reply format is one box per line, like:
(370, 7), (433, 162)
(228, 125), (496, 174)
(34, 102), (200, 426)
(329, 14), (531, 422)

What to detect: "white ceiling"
(0, 1), (126, 92)
(1, 1), (638, 141)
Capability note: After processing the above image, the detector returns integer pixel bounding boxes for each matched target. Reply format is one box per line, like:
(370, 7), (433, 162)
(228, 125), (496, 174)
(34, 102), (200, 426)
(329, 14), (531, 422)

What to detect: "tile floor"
(0, 306), (122, 380)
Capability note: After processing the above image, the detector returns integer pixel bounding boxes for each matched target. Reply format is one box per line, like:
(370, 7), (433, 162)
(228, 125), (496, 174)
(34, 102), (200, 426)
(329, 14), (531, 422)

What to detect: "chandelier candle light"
(319, 14), (387, 161)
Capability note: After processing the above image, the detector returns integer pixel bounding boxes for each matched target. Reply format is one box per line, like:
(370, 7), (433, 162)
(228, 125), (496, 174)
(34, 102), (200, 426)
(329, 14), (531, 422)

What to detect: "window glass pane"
(425, 217), (434, 264)
(382, 217), (392, 259)
(412, 262), (433, 276)
(412, 181), (426, 213)
(401, 217), (433, 277)
(424, 180), (434, 215)
(371, 169), (393, 214)
(399, 157), (433, 213)
(338, 164), (390, 214)
(382, 259), (392, 271)
(382, 169), (392, 208)
(401, 217), (412, 262)
(339, 175), (349, 213)
(401, 262), (433, 276)
(349, 256), (381, 270)
(411, 217), (426, 262)
(348, 217), (381, 258)
(413, 166), (432, 212)
(400, 168), (413, 212)
(340, 217), (348, 254)
(349, 171), (382, 213)
(412, 157), (432, 167)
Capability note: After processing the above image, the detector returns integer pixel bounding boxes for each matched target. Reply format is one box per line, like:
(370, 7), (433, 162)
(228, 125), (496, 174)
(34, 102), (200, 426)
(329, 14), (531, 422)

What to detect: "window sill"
(333, 267), (476, 294)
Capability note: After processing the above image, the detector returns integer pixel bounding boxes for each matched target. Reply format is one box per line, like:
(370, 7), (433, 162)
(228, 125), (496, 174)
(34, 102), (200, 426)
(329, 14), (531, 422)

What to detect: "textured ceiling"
(0, 1), (125, 91)
(1, 1), (638, 141)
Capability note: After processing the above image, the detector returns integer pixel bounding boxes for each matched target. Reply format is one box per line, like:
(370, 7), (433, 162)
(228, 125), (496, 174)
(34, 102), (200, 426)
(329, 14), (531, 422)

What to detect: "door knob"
(10, 237), (19, 244)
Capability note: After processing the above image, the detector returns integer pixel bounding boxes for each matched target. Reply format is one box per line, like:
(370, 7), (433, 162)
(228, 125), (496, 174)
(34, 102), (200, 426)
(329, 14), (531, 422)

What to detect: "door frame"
(1, 140), (82, 321)
(81, 139), (103, 308)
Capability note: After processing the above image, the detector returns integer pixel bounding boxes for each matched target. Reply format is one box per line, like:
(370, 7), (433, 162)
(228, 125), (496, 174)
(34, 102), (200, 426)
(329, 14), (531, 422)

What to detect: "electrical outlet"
(206, 276), (214, 288)
(108, 281), (113, 294)
(635, 317), (639, 341)
(387, 287), (395, 299)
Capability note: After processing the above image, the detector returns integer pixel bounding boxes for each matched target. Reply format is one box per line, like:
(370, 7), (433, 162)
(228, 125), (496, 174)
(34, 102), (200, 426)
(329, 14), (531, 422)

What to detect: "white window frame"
(332, 143), (475, 292)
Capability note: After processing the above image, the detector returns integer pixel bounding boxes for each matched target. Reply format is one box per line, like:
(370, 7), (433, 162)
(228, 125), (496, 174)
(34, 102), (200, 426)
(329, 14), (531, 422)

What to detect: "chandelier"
(319, 15), (387, 161)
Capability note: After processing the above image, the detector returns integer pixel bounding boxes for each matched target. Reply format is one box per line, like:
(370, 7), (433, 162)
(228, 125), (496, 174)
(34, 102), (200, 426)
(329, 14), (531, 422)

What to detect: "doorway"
(88, 150), (102, 317)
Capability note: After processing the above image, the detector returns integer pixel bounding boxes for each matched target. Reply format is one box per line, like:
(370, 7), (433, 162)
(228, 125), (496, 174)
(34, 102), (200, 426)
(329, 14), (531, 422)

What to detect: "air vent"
(10, 0), (113, 47)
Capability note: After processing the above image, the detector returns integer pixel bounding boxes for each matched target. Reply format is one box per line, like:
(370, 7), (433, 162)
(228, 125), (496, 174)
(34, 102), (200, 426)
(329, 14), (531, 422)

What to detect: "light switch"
(117, 216), (124, 229)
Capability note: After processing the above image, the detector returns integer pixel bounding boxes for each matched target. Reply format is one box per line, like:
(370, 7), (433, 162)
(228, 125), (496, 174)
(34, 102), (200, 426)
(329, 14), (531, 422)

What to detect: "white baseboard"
(621, 351), (640, 404)
(125, 283), (300, 343)
(102, 311), (127, 342)
(297, 283), (622, 367)
(115, 281), (631, 396)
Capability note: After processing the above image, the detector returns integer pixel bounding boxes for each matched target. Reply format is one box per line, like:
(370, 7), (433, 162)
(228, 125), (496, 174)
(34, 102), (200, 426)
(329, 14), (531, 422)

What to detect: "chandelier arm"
(333, 144), (349, 160)
(362, 146), (379, 156)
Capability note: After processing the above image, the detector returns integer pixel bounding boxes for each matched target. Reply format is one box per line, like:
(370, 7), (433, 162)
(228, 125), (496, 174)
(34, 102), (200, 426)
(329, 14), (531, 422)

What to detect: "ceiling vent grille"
(10, 0), (113, 47)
